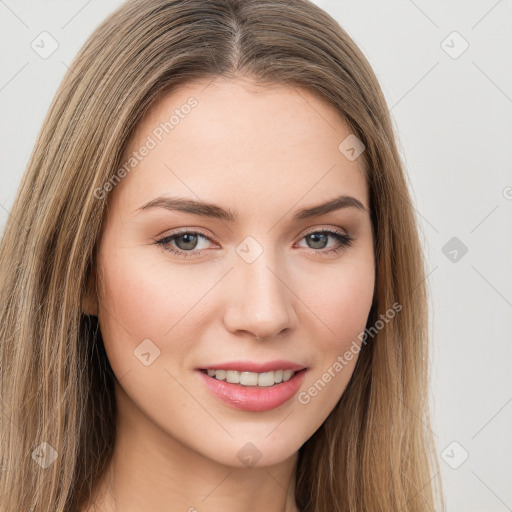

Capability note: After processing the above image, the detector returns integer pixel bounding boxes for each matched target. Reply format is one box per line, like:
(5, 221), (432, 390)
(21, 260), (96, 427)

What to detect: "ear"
(82, 262), (99, 316)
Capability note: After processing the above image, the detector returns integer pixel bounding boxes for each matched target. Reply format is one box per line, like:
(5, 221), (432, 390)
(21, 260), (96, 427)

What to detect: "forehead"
(112, 77), (368, 213)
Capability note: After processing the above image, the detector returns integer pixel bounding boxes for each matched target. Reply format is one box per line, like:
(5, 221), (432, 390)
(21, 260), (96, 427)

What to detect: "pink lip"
(198, 360), (306, 373)
(196, 368), (308, 412)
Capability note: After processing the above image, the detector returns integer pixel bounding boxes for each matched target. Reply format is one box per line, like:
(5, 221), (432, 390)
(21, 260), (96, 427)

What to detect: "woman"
(0, 0), (444, 510)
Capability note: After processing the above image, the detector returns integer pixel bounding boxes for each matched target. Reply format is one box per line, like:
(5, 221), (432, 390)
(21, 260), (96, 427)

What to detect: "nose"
(222, 253), (297, 340)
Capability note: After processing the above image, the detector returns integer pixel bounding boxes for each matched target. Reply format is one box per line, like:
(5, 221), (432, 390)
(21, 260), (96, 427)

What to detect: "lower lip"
(197, 369), (307, 412)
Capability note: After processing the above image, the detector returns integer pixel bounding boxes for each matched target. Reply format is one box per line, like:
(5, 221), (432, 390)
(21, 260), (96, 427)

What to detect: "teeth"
(204, 369), (297, 386)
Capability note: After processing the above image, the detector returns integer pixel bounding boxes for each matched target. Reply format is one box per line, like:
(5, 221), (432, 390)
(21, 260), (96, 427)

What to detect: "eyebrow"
(134, 194), (368, 222)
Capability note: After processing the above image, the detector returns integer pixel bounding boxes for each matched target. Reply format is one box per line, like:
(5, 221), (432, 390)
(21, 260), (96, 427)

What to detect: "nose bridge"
(224, 239), (295, 338)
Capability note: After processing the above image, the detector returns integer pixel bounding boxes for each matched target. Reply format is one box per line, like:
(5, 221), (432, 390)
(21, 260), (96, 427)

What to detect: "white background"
(1, 1), (511, 510)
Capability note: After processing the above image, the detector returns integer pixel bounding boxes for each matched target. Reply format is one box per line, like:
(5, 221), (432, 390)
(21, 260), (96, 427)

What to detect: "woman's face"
(91, 77), (375, 468)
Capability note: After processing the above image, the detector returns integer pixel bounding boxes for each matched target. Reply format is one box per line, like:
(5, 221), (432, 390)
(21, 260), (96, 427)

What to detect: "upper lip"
(198, 360), (307, 373)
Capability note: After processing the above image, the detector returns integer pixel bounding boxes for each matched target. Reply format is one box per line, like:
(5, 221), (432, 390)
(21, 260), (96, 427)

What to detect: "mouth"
(199, 368), (299, 387)
(196, 367), (308, 412)
(195, 360), (308, 412)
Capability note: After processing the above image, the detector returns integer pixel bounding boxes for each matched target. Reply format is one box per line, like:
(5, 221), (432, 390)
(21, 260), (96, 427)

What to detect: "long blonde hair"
(0, 0), (443, 510)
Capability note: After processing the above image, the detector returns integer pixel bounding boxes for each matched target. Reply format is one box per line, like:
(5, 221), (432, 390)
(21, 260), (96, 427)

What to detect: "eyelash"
(155, 228), (354, 259)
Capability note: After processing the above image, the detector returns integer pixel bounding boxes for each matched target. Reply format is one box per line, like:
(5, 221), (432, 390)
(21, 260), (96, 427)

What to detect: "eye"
(155, 229), (216, 259)
(296, 229), (354, 255)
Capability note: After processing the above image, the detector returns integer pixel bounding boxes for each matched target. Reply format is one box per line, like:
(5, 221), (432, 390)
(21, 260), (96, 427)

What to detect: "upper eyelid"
(301, 226), (348, 236)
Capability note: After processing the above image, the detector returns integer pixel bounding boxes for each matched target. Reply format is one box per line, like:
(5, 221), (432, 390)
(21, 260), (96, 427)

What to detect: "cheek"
(97, 244), (211, 336)
(330, 275), (374, 340)
(306, 258), (375, 348)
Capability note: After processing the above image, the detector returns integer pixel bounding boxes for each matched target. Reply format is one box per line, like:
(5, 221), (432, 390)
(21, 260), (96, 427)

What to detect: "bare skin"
(82, 76), (375, 512)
